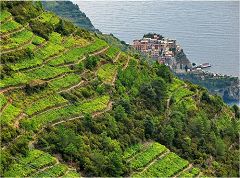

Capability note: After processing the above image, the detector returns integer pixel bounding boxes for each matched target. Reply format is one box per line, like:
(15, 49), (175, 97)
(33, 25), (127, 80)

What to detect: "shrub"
(30, 20), (54, 40)
(201, 92), (211, 103)
(55, 19), (75, 36)
(155, 63), (173, 83)
(85, 56), (98, 70)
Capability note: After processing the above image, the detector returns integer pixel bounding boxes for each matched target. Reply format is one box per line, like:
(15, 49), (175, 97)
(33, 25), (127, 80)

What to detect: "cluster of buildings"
(132, 34), (182, 68)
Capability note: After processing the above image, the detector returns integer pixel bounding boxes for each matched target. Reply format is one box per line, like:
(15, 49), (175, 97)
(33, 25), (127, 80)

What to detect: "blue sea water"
(75, 1), (239, 77)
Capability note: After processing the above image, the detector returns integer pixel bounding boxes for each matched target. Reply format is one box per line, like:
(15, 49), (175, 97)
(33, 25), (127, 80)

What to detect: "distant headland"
(131, 33), (239, 105)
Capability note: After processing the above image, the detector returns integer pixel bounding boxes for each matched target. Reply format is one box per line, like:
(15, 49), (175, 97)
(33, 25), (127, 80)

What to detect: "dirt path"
(60, 167), (77, 178)
(52, 115), (84, 127)
(113, 52), (121, 63)
(166, 98), (170, 109)
(33, 40), (48, 53)
(52, 101), (113, 126)
(123, 56), (130, 70)
(13, 113), (26, 128)
(43, 48), (69, 64)
(30, 103), (68, 119)
(196, 172), (202, 178)
(58, 80), (85, 93)
(108, 53), (122, 85)
(59, 56), (86, 67)
(89, 46), (109, 56)
(32, 161), (59, 176)
(46, 73), (67, 83)
(173, 163), (193, 178)
(0, 98), (12, 113)
(110, 71), (118, 86)
(0, 16), (13, 26)
(22, 49), (69, 73)
(0, 72), (68, 95)
(0, 86), (16, 94)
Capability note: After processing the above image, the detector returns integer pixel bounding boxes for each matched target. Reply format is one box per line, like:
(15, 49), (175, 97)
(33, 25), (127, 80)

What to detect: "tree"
(140, 83), (156, 101)
(30, 20), (54, 40)
(55, 19), (75, 36)
(85, 56), (98, 70)
(64, 143), (78, 164)
(155, 63), (173, 83)
(108, 152), (124, 176)
(83, 114), (94, 131)
(232, 104), (240, 118)
(104, 114), (119, 138)
(215, 138), (226, 157)
(114, 105), (127, 121)
(201, 92), (211, 103)
(162, 125), (175, 146)
(144, 118), (154, 139)
(151, 78), (167, 101)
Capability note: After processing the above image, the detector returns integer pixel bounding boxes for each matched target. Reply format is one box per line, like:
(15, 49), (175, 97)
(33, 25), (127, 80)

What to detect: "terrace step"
(89, 46), (109, 56)
(113, 52), (121, 63)
(0, 16), (13, 24)
(127, 142), (154, 163)
(0, 98), (12, 113)
(13, 112), (27, 128)
(123, 56), (130, 70)
(32, 162), (58, 177)
(33, 40), (48, 52)
(55, 56), (86, 67)
(173, 163), (193, 178)
(0, 23), (28, 38)
(132, 149), (170, 176)
(29, 103), (68, 119)
(58, 80), (85, 93)
(51, 101), (113, 126)
(1, 34), (34, 54)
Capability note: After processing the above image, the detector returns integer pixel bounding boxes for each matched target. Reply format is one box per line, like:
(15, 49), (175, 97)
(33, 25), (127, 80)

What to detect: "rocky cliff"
(42, 1), (97, 32)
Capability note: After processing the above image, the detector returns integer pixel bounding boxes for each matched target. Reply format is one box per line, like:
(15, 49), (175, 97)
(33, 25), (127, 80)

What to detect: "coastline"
(130, 33), (239, 106)
(176, 69), (239, 106)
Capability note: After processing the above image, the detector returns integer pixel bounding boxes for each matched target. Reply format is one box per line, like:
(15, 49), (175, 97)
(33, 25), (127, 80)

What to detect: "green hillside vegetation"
(0, 2), (239, 178)
(123, 142), (202, 177)
(42, 1), (96, 31)
(3, 149), (80, 177)
(0, 10), (11, 22)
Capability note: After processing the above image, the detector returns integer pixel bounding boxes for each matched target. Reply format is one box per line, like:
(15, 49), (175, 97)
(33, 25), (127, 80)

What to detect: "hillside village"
(132, 34), (190, 70)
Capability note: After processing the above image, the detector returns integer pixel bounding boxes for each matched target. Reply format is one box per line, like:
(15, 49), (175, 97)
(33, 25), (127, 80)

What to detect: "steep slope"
(0, 1), (239, 177)
(42, 1), (96, 32)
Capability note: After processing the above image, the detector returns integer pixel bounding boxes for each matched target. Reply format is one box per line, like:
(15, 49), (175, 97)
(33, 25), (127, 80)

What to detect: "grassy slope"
(0, 2), (238, 178)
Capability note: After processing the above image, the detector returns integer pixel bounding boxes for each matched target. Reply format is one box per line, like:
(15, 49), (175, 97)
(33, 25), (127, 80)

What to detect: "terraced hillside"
(3, 149), (80, 177)
(0, 2), (239, 177)
(123, 142), (201, 177)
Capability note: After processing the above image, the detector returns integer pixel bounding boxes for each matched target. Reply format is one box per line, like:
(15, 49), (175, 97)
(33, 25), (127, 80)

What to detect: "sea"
(75, 0), (239, 77)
